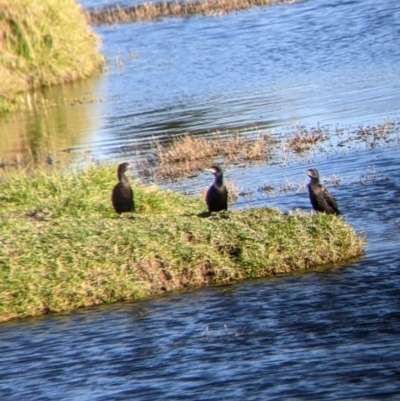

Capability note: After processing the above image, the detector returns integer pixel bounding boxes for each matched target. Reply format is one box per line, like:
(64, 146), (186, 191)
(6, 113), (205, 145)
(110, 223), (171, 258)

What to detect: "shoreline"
(88, 0), (303, 25)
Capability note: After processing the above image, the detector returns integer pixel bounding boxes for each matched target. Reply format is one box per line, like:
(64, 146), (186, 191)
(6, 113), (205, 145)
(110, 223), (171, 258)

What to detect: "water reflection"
(0, 76), (105, 168)
(1, 0), (400, 169)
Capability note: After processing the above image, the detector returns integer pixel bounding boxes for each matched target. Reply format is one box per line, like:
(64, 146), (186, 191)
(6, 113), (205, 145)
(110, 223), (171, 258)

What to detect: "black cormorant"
(205, 165), (228, 212)
(112, 162), (134, 214)
(305, 168), (340, 215)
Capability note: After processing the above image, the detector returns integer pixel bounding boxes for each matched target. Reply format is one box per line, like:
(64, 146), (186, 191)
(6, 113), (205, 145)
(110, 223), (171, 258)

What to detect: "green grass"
(0, 164), (365, 321)
(0, 0), (104, 113)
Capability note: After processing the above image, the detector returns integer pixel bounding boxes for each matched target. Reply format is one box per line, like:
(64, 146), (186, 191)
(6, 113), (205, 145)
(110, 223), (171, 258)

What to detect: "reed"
(88, 0), (303, 25)
(0, 0), (104, 113)
(140, 131), (273, 180)
(283, 124), (327, 153)
(0, 164), (365, 321)
(135, 120), (400, 182)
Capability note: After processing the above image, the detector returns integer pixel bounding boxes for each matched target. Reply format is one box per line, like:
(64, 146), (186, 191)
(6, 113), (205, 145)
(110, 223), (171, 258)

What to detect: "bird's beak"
(204, 168), (215, 173)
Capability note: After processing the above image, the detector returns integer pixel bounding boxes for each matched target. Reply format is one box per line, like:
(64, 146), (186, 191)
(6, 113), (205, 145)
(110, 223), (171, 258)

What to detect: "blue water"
(2, 0), (400, 166)
(81, 0), (400, 159)
(1, 0), (400, 399)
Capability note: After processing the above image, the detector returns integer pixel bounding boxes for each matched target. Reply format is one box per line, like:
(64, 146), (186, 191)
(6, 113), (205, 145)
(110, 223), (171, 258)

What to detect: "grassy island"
(0, 164), (365, 322)
(0, 0), (104, 113)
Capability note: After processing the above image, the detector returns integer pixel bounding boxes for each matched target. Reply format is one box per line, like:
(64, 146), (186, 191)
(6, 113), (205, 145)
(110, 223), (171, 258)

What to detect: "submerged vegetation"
(0, 0), (104, 113)
(134, 119), (400, 182)
(88, 0), (304, 25)
(284, 124), (327, 153)
(0, 164), (364, 321)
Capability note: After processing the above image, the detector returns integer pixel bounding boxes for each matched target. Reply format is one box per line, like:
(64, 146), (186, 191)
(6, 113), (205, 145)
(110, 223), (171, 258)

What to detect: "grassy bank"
(88, 0), (303, 25)
(0, 164), (365, 321)
(0, 0), (104, 113)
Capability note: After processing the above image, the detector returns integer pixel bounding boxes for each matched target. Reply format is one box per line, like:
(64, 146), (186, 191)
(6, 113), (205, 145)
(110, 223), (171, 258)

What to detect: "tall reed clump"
(0, 0), (104, 113)
(0, 164), (365, 321)
(89, 0), (303, 25)
(140, 131), (273, 180)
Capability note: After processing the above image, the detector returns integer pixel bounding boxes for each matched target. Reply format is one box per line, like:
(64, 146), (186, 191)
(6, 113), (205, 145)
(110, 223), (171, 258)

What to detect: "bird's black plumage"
(112, 162), (134, 214)
(305, 168), (340, 215)
(205, 165), (228, 212)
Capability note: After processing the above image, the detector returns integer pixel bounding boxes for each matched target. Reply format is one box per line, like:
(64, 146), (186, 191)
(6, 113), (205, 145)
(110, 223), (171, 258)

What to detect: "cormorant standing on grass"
(112, 162), (134, 214)
(305, 168), (340, 215)
(205, 165), (228, 212)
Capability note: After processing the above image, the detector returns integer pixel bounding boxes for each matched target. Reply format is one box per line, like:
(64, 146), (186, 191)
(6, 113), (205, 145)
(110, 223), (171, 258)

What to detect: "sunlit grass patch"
(0, 164), (203, 218)
(0, 164), (365, 321)
(0, 0), (104, 113)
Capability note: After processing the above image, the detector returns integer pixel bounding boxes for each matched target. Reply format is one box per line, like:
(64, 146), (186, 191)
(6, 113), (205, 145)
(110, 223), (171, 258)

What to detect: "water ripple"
(2, 1), (400, 400)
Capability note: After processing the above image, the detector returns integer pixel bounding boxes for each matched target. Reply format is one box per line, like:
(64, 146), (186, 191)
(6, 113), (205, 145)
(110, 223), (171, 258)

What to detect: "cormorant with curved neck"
(305, 168), (340, 215)
(205, 165), (228, 212)
(112, 162), (134, 215)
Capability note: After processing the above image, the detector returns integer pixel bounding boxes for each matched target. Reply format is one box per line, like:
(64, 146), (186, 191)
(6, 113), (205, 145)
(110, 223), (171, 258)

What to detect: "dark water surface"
(2, 0), (400, 399)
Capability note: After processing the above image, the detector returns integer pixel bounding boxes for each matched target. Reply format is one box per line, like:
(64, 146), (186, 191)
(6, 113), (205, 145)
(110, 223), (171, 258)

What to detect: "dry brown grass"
(283, 124), (327, 154)
(88, 0), (303, 25)
(156, 135), (218, 164)
(354, 120), (397, 149)
(138, 130), (274, 180)
(337, 120), (400, 148)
